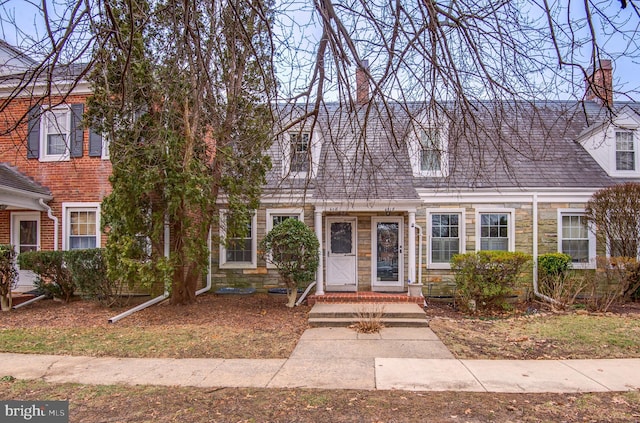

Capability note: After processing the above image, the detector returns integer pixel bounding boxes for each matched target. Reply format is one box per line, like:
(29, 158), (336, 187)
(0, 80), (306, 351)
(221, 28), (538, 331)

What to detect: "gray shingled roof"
(0, 163), (51, 197)
(268, 100), (637, 200)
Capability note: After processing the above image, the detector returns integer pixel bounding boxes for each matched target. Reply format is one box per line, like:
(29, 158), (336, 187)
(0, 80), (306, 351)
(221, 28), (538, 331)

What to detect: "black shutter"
(70, 103), (84, 158)
(26, 105), (41, 159)
(88, 127), (103, 157)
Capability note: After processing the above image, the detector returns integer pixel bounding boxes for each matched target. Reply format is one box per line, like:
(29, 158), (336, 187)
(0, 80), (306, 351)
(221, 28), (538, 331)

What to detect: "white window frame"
(557, 209), (596, 269)
(219, 210), (257, 269)
(265, 208), (305, 269)
(281, 128), (322, 179)
(475, 208), (515, 252)
(409, 121), (449, 177)
(40, 105), (72, 162)
(62, 203), (101, 250)
(614, 130), (636, 172)
(426, 208), (465, 269)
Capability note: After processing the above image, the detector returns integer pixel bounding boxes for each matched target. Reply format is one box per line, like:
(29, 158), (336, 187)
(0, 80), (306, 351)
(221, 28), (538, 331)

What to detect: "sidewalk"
(0, 327), (639, 393)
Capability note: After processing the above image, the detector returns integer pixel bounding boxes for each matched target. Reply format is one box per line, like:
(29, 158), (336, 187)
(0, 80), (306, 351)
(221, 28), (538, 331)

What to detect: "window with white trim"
(420, 128), (442, 172)
(409, 122), (448, 177)
(63, 204), (101, 250)
(219, 210), (257, 268)
(558, 210), (596, 268)
(282, 128), (320, 178)
(615, 130), (635, 171)
(41, 106), (71, 161)
(428, 211), (464, 268)
(290, 132), (310, 173)
(265, 208), (305, 268)
(477, 210), (514, 252)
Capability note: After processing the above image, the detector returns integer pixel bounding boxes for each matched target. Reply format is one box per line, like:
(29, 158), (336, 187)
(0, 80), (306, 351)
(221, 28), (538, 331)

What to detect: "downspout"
(39, 199), (58, 251)
(108, 216), (172, 323)
(415, 223), (423, 286)
(195, 227), (212, 296)
(531, 192), (558, 305)
(15, 200), (60, 309)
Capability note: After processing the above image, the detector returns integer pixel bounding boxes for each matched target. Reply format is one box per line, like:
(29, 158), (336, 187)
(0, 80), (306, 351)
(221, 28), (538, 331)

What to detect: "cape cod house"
(212, 60), (640, 302)
(1, 39), (638, 300)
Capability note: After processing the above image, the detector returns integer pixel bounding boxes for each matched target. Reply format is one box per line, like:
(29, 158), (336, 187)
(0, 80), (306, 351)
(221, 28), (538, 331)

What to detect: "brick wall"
(0, 94), (112, 250)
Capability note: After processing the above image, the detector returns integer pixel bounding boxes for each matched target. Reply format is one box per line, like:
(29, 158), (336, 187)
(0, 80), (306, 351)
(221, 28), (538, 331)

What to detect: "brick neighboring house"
(0, 40), (110, 292)
(2, 39), (639, 300)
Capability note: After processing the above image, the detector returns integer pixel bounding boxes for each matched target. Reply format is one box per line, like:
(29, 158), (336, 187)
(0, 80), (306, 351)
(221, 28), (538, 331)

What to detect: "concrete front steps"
(308, 302), (429, 328)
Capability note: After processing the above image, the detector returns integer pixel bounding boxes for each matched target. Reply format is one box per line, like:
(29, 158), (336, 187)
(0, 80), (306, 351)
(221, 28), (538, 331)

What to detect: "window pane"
(480, 213), (509, 251)
(330, 222), (352, 254)
(561, 214), (590, 263)
(272, 214), (299, 227)
(616, 131), (635, 171)
(431, 214), (460, 263)
(69, 211), (97, 250)
(290, 132), (310, 172)
(226, 218), (253, 263)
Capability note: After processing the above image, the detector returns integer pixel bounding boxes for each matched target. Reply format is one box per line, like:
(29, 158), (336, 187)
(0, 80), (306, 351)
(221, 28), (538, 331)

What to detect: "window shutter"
(70, 104), (84, 158)
(27, 105), (41, 159)
(88, 127), (103, 157)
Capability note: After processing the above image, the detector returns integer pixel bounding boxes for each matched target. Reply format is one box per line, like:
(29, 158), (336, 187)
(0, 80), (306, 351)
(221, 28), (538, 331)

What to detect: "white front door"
(326, 217), (357, 291)
(11, 212), (40, 292)
(372, 217), (404, 291)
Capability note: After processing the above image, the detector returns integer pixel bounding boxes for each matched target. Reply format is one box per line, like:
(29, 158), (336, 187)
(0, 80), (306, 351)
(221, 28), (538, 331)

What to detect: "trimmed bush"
(65, 249), (127, 307)
(538, 253), (572, 279)
(0, 245), (17, 311)
(451, 251), (531, 313)
(537, 253), (585, 310)
(260, 218), (319, 307)
(19, 250), (74, 302)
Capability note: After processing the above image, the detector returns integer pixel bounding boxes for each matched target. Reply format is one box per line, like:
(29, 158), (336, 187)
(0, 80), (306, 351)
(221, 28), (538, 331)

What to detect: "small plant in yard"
(260, 218), (319, 307)
(65, 249), (128, 307)
(581, 257), (640, 312)
(0, 245), (17, 312)
(451, 250), (531, 313)
(18, 251), (75, 302)
(352, 304), (386, 333)
(538, 253), (585, 311)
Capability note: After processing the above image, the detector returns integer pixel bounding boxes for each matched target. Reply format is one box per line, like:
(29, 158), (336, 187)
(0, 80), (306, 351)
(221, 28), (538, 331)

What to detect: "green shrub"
(260, 218), (319, 307)
(537, 253), (584, 310)
(18, 251), (74, 302)
(0, 245), (17, 311)
(538, 253), (572, 279)
(451, 251), (531, 313)
(65, 249), (127, 307)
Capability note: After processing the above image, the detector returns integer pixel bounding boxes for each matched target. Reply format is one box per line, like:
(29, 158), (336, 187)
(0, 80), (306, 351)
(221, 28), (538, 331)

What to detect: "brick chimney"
(585, 59), (613, 106)
(356, 60), (369, 105)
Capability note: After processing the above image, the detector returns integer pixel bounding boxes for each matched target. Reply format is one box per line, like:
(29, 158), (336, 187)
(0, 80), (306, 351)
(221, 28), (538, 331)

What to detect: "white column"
(408, 211), (416, 285)
(315, 210), (325, 295)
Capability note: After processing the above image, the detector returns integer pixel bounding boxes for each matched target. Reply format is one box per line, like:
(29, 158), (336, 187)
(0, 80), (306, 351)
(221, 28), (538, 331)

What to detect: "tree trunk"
(1, 293), (11, 312)
(286, 288), (297, 308)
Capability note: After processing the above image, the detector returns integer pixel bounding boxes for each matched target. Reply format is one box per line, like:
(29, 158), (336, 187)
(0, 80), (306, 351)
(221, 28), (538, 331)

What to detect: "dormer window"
(409, 121), (448, 177)
(420, 128), (442, 172)
(282, 127), (321, 179)
(615, 131), (635, 171)
(290, 132), (310, 173)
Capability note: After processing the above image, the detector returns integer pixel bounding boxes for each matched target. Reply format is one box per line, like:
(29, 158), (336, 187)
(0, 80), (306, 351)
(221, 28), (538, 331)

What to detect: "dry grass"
(351, 304), (386, 333)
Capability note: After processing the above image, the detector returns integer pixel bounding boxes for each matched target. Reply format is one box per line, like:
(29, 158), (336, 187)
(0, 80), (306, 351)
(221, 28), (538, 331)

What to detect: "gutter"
(38, 199), (58, 251)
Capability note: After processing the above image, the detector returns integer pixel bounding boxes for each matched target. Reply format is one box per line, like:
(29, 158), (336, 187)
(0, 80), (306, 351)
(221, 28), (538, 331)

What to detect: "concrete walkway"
(1, 327), (639, 393)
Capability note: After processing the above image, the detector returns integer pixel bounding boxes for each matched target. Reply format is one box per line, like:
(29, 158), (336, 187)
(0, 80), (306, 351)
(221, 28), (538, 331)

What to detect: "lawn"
(1, 379), (639, 422)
